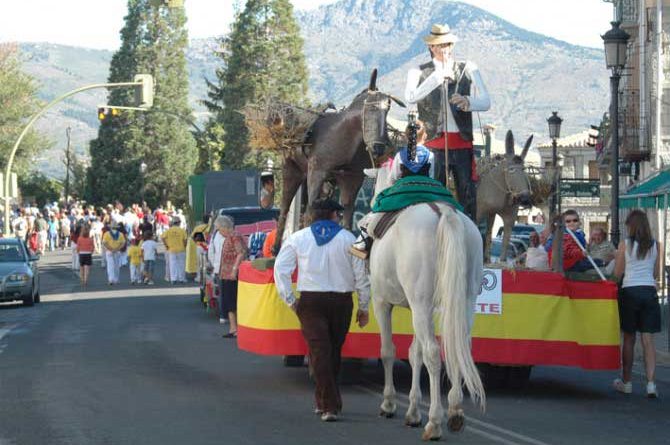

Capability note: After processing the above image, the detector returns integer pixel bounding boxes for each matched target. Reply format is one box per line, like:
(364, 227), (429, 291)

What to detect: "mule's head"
(502, 130), (533, 206)
(363, 69), (406, 159)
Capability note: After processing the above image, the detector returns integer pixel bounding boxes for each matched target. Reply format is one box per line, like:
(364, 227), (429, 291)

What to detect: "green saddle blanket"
(371, 175), (463, 213)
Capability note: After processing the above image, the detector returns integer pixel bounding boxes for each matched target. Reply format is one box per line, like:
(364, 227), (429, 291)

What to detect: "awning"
(620, 169), (670, 209)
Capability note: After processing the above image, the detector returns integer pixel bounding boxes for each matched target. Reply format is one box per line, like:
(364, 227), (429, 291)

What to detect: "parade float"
(229, 78), (621, 389)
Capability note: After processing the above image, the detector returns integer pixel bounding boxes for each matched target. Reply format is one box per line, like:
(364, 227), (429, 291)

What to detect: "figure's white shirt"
(404, 59), (491, 132)
(207, 230), (225, 272)
(274, 227), (371, 310)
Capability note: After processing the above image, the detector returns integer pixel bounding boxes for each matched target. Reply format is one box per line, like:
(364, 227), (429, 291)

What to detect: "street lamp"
(602, 21), (630, 247)
(140, 161), (148, 204)
(547, 111), (563, 219)
(547, 111), (563, 273)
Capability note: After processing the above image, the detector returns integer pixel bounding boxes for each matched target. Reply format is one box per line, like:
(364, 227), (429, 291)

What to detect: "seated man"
(521, 230), (549, 270)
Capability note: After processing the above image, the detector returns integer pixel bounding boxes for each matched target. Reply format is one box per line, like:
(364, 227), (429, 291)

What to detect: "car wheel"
(23, 292), (35, 307)
(34, 290), (40, 304)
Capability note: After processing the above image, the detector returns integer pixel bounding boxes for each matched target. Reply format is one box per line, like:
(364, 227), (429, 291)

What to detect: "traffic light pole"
(3, 80), (147, 236)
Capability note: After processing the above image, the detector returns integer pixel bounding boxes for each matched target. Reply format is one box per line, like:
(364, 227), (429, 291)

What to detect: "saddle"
(372, 202), (445, 240)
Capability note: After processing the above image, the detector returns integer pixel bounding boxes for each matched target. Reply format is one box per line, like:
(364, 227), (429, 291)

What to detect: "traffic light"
(134, 74), (154, 108)
(98, 107), (121, 121)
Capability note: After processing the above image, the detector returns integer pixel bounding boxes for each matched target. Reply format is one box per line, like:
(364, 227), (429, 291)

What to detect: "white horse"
(364, 165), (485, 441)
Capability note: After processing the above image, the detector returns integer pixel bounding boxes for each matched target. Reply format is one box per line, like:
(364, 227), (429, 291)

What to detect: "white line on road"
(0, 324), (17, 342)
(355, 383), (552, 445)
(42, 286), (196, 302)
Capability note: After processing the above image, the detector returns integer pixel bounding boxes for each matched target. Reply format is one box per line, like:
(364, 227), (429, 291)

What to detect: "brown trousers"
(296, 291), (354, 414)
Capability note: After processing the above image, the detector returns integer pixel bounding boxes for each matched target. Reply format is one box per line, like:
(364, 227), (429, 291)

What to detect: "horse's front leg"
(405, 336), (423, 427)
(336, 172), (364, 230)
(373, 299), (396, 418)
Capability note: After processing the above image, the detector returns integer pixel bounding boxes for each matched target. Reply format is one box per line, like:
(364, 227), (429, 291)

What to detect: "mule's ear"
(505, 130), (514, 156)
(389, 95), (406, 108)
(363, 168), (378, 178)
(369, 69), (378, 91)
(521, 135), (533, 160)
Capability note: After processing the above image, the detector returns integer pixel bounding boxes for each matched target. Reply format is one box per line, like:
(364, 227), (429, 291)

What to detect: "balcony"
(619, 89), (651, 162)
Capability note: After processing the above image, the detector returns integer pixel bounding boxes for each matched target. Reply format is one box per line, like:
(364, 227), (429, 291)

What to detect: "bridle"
(362, 93), (393, 167)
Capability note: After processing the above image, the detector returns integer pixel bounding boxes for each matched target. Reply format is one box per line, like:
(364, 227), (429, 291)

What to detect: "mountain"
(16, 0), (608, 177)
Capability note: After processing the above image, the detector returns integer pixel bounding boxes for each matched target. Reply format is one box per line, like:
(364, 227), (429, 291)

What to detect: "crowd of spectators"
(5, 199), (190, 286)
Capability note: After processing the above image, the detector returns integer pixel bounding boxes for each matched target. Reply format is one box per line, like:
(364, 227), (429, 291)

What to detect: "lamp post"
(140, 161), (148, 204)
(602, 21), (630, 247)
(547, 111), (563, 273)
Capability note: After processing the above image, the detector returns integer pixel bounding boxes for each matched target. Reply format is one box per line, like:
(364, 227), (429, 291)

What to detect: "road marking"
(0, 324), (17, 342)
(355, 383), (552, 445)
(42, 287), (196, 302)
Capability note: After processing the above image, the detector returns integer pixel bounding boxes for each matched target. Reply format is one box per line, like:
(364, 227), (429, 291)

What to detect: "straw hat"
(423, 24), (459, 45)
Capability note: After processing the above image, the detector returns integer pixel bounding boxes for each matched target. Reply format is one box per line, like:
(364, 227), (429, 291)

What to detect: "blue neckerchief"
(310, 220), (342, 246)
(110, 230), (120, 241)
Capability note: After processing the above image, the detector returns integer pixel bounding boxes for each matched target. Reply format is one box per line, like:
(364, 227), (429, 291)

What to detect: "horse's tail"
(434, 205), (486, 411)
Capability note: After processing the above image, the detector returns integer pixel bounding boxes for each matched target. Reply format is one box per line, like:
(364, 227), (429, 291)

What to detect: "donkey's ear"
(505, 130), (514, 156)
(389, 95), (406, 108)
(369, 69), (378, 91)
(521, 135), (533, 160)
(364, 168), (378, 178)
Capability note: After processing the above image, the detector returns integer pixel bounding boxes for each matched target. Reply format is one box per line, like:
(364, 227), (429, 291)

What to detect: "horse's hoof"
(421, 423), (442, 441)
(379, 410), (395, 419)
(405, 419), (422, 428)
(447, 413), (465, 433)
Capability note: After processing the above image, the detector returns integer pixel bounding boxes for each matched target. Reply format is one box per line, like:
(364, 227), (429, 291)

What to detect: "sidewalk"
(653, 327), (670, 366)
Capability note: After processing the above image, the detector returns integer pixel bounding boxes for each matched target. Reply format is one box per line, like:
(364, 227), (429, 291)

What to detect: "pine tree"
(87, 0), (196, 207)
(204, 0), (308, 170)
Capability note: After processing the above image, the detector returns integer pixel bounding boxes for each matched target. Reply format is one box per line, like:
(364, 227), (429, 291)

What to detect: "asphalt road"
(0, 250), (669, 445)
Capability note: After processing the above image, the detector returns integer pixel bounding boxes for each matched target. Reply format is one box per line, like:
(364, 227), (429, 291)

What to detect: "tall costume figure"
(405, 24), (490, 221)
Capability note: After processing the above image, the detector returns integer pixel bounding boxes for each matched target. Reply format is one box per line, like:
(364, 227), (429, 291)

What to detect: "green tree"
(204, 0), (309, 170)
(18, 173), (62, 208)
(87, 0), (196, 207)
(0, 44), (50, 176)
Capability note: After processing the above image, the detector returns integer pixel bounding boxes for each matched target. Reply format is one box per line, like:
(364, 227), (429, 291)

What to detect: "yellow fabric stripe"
(238, 283), (620, 345)
(471, 293), (620, 345)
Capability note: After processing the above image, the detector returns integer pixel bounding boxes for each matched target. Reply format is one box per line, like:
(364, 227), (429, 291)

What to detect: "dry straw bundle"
(528, 170), (553, 206)
(242, 101), (323, 155)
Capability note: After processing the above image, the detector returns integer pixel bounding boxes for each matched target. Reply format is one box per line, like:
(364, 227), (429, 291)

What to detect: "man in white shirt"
(405, 23), (491, 220)
(207, 219), (226, 323)
(274, 199), (370, 422)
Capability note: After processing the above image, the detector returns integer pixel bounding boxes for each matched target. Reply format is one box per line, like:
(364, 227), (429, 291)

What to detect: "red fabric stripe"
(425, 132), (473, 150)
(472, 338), (620, 370)
(501, 271), (618, 300)
(237, 326), (412, 359)
(237, 326), (620, 370)
(239, 261), (298, 285)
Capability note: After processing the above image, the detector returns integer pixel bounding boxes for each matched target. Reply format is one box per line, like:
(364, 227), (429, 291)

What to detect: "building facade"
(538, 131), (611, 239)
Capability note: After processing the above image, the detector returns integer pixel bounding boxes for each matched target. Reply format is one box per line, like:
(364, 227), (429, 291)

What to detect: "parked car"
(0, 237), (40, 306)
(490, 238), (524, 265)
(496, 224), (544, 244)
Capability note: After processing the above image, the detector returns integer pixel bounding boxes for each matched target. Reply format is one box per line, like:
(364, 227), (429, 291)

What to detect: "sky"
(0, 0), (614, 50)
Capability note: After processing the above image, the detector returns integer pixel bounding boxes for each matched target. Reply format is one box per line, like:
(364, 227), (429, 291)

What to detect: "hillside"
(16, 0), (608, 177)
